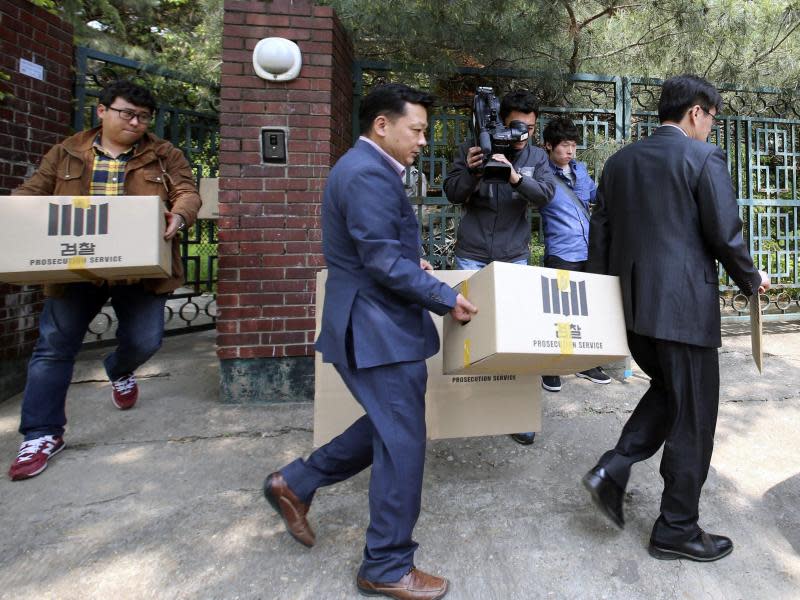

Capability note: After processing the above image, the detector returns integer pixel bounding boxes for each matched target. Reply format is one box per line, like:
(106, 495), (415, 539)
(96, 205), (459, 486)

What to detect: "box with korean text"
(0, 195), (171, 284)
(313, 269), (541, 447)
(443, 262), (630, 376)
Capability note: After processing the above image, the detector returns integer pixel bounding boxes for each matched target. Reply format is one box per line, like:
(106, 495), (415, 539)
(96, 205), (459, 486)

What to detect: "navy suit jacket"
(315, 140), (458, 368)
(587, 126), (762, 348)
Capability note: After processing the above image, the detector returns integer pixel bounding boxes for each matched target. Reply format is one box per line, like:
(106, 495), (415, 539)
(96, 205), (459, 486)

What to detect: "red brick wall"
(217, 0), (352, 400)
(0, 0), (73, 401)
(0, 285), (43, 378)
(0, 0), (73, 194)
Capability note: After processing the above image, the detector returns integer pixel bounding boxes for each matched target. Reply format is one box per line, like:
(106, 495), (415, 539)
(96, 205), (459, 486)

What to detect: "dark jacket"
(587, 125), (762, 348)
(12, 126), (201, 296)
(314, 139), (457, 368)
(444, 142), (555, 263)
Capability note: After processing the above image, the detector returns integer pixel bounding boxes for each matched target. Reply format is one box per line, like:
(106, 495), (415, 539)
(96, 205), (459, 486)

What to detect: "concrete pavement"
(1, 325), (799, 599)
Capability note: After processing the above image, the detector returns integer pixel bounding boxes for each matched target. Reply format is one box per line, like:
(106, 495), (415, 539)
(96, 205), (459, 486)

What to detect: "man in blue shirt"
(538, 117), (611, 393)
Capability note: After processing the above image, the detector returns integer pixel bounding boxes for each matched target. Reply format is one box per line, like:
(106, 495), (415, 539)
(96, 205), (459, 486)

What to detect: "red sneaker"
(111, 373), (138, 410)
(8, 435), (65, 480)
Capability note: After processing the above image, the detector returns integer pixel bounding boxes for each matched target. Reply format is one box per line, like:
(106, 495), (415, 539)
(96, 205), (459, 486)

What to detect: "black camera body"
(471, 86), (530, 182)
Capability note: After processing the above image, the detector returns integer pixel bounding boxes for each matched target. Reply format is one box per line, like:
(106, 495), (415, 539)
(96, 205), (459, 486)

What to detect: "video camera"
(471, 86), (530, 182)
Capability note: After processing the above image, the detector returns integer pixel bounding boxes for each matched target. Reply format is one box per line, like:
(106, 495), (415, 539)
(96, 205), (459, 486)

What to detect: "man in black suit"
(582, 75), (769, 561)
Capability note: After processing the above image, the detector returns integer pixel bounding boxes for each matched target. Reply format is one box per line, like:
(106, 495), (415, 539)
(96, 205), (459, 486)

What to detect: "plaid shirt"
(89, 134), (135, 195)
(89, 135), (138, 285)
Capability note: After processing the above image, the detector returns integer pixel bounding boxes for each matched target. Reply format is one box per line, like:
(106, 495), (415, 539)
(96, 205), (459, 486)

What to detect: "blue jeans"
(20, 283), (168, 440)
(454, 256), (528, 270)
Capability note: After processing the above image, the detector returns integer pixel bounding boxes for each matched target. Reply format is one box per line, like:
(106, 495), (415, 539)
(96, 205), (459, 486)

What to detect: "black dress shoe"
(510, 432), (536, 445)
(649, 530), (733, 562)
(581, 465), (624, 529)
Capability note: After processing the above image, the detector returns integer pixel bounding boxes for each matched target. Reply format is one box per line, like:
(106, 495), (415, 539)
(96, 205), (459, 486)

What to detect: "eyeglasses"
(699, 107), (722, 124)
(106, 106), (153, 124)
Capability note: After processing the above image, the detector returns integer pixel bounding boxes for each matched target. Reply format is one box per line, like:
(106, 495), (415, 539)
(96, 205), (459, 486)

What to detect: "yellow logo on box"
(556, 321), (574, 355)
(556, 269), (570, 292)
(67, 256), (86, 269)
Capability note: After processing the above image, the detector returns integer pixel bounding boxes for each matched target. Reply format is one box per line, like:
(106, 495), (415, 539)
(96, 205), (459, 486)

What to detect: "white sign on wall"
(19, 58), (44, 81)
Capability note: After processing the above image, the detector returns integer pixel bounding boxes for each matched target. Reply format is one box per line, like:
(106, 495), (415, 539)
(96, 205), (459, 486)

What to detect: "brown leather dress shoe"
(263, 472), (315, 547)
(356, 567), (449, 600)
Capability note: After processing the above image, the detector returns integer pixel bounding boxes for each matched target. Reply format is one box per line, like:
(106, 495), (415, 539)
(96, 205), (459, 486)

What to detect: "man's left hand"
(450, 293), (478, 322)
(758, 269), (771, 293)
(490, 153), (521, 185)
(420, 258), (433, 271)
(164, 212), (185, 240)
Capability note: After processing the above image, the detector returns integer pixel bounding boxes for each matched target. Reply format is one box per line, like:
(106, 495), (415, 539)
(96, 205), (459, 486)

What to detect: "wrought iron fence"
(74, 47), (219, 343)
(356, 62), (800, 321)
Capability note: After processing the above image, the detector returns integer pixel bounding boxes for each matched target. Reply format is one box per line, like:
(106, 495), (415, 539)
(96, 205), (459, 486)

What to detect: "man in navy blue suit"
(264, 83), (477, 599)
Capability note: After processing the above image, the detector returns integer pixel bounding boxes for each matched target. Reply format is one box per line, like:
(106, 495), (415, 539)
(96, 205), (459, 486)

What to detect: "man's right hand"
(758, 270), (771, 293)
(466, 146), (485, 173)
(450, 293), (478, 322)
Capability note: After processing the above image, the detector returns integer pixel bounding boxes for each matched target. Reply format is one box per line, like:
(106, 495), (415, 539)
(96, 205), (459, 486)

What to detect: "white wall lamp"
(253, 37), (302, 82)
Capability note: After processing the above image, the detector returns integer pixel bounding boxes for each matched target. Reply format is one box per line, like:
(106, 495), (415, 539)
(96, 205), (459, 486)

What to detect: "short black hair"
(499, 90), (539, 122)
(543, 116), (580, 148)
(658, 74), (722, 123)
(98, 80), (157, 113)
(359, 83), (435, 134)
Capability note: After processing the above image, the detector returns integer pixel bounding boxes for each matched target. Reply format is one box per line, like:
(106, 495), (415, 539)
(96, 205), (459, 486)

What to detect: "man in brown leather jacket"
(7, 80), (201, 481)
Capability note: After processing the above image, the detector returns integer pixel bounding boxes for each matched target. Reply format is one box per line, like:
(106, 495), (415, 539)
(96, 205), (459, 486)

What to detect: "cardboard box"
(443, 262), (630, 376)
(313, 269), (541, 447)
(196, 178), (219, 220)
(0, 195), (171, 285)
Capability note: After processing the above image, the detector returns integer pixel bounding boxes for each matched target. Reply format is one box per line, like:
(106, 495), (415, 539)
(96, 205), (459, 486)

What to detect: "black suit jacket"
(587, 125), (761, 348)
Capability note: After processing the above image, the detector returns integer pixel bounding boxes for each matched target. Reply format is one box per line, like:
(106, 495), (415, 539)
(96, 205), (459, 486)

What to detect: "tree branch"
(491, 50), (563, 65)
(581, 30), (685, 61)
(748, 17), (800, 68)
(579, 2), (644, 29)
(560, 1), (648, 73)
(559, 0), (581, 72)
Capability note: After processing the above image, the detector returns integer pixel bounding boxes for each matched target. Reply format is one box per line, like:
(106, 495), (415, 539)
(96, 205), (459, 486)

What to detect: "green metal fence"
(353, 62), (800, 320)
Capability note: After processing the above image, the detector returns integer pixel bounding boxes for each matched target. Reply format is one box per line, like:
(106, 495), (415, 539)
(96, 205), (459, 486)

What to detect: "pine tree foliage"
(323, 0), (800, 89)
(45, 0), (800, 91)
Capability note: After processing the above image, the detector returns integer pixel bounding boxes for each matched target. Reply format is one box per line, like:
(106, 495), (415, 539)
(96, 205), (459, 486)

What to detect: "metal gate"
(74, 47), (219, 343)
(353, 62), (800, 321)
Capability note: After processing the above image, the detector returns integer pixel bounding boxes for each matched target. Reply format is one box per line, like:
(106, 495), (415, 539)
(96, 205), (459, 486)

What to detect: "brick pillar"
(217, 0), (353, 402)
(0, 0), (73, 401)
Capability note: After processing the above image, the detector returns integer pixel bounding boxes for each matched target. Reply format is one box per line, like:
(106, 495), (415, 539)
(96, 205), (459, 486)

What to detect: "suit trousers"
(281, 359), (428, 583)
(598, 331), (720, 544)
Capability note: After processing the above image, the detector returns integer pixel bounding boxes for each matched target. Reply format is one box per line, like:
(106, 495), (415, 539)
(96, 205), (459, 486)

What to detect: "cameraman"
(444, 89), (555, 447)
(444, 89), (555, 271)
